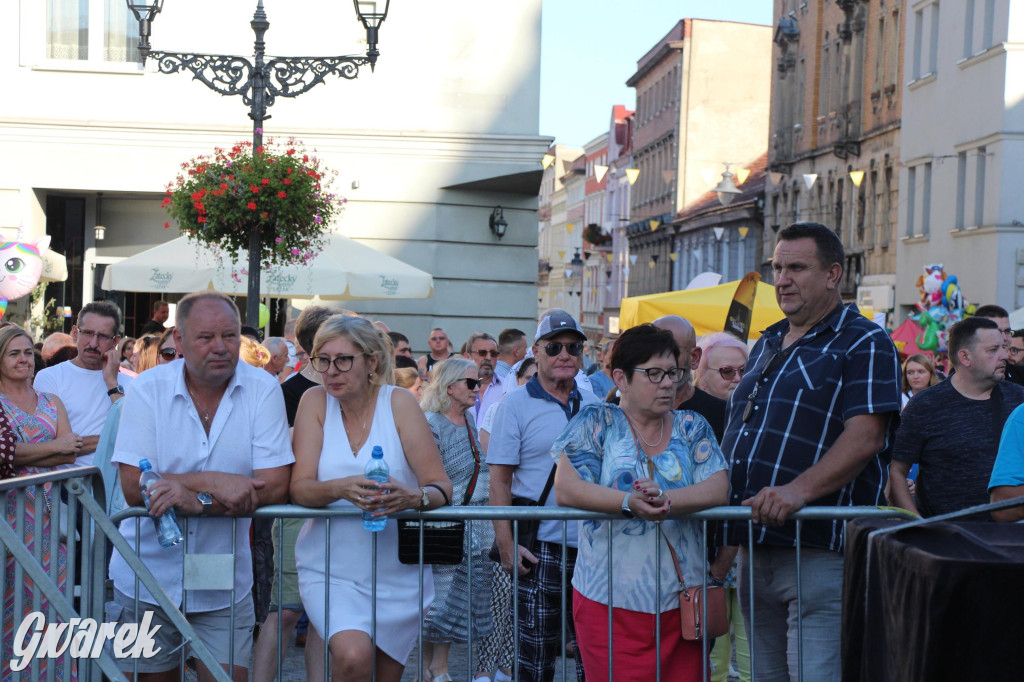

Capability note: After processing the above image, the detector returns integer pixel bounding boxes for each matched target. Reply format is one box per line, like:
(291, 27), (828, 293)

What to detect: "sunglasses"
(461, 378), (482, 390)
(159, 348), (180, 360)
(473, 349), (500, 358)
(711, 365), (745, 380)
(543, 341), (585, 357)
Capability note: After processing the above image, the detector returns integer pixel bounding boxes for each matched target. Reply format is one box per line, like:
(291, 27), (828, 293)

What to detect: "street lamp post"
(126, 0), (390, 327)
(567, 248), (585, 321)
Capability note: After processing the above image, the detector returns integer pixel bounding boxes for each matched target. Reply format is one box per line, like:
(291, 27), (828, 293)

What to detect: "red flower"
(247, 202), (258, 210)
(261, 178), (270, 186)
(197, 217), (207, 223)
(283, 178), (292, 185)
(163, 222), (170, 229)
(262, 212), (268, 218)
(277, 191), (287, 198)
(286, 148), (296, 156)
(256, 146), (265, 154)
(250, 185), (260, 194)
(161, 198), (171, 208)
(303, 155), (309, 163)
(220, 183), (229, 190)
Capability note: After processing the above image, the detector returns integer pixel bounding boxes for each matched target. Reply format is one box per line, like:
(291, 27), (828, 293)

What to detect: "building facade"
(896, 0), (1024, 317)
(1, 0), (550, 350)
(537, 145), (583, 317)
(767, 0), (904, 320)
(625, 18), (772, 297)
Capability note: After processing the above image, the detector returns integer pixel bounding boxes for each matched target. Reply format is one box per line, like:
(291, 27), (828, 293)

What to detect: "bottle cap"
(139, 459), (152, 471)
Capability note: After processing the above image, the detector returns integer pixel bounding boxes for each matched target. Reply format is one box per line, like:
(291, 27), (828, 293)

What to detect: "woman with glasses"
(694, 332), (749, 402)
(417, 357), (494, 682)
(553, 323), (729, 681)
(291, 315), (452, 682)
(156, 327), (180, 365)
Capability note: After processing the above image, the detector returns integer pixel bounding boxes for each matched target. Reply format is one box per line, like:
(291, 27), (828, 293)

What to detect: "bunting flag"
(849, 170), (865, 187)
(542, 153), (555, 169)
(625, 168), (640, 185)
(649, 260), (656, 268)
(566, 223), (574, 234)
(802, 173), (818, 190)
(661, 170), (676, 184)
(713, 227), (725, 241)
(736, 168), (751, 185)
(700, 168), (716, 187)
(669, 252), (678, 262)
(768, 172), (785, 186)
(606, 285), (613, 292)
(629, 254), (638, 265)
(723, 271), (762, 342)
(649, 219), (660, 231)
(623, 266), (630, 276)
(738, 227), (749, 239)
(594, 165), (609, 182)
(605, 253), (613, 263)
(558, 250), (566, 260)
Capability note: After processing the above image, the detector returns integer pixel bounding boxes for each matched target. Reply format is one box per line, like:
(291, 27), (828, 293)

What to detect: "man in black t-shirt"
(891, 317), (1024, 517)
(138, 300), (169, 335)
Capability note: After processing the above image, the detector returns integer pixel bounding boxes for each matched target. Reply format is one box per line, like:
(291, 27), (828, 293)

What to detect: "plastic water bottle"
(362, 446), (389, 532)
(139, 459), (184, 548)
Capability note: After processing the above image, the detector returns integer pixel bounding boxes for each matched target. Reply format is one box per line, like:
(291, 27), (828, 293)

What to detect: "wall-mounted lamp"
(94, 225), (107, 241)
(714, 164), (742, 206)
(489, 206), (508, 239)
(95, 191), (107, 240)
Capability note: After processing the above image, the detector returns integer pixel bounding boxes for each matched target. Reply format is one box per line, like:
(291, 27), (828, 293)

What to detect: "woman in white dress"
(291, 315), (452, 682)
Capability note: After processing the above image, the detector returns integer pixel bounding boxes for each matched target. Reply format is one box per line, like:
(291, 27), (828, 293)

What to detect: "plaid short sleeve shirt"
(722, 303), (902, 551)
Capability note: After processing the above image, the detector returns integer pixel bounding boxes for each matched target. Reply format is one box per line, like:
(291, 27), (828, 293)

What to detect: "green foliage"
(163, 137), (343, 268)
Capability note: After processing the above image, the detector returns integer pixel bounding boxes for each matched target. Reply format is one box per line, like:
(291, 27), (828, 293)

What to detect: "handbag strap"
(462, 420), (482, 506)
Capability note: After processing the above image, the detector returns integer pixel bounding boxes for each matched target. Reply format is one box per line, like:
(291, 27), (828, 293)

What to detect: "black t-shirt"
(1004, 363), (1024, 387)
(678, 387), (727, 443)
(893, 379), (1024, 517)
(281, 372), (317, 427)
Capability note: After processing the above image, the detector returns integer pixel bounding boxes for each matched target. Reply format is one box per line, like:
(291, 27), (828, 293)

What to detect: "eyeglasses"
(159, 348), (180, 360)
(461, 378), (482, 390)
(76, 328), (116, 345)
(473, 349), (500, 358)
(710, 365), (745, 380)
(1009, 346), (1024, 357)
(542, 341), (585, 357)
(430, 336), (448, 342)
(311, 354), (366, 373)
(632, 366), (685, 384)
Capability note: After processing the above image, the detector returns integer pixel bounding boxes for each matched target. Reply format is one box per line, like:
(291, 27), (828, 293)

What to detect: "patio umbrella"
(619, 280), (784, 340)
(100, 234), (433, 300)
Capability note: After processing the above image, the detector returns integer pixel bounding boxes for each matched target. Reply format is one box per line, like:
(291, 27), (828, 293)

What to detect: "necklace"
(339, 404), (369, 456)
(185, 379), (213, 426)
(626, 412), (665, 448)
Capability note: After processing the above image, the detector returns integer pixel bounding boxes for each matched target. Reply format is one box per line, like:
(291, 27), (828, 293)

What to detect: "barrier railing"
(3, 469), (924, 682)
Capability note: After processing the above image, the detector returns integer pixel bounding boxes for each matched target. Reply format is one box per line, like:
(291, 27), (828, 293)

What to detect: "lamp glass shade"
(353, 0), (390, 28)
(94, 225), (107, 241)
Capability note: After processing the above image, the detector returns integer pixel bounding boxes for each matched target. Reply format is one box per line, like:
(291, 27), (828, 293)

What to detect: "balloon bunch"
(912, 264), (968, 351)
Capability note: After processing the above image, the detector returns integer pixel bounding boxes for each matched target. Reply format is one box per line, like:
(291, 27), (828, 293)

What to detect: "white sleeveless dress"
(295, 385), (434, 664)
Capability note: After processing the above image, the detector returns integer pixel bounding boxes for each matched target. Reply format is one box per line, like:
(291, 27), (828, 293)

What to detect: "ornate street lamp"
(125, 0), (390, 327)
(567, 248), (585, 319)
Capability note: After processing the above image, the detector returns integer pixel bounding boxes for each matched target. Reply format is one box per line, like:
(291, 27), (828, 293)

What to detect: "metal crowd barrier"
(3, 467), (923, 682)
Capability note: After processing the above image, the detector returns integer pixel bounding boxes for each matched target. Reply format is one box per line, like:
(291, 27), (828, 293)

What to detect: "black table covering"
(843, 518), (1024, 681)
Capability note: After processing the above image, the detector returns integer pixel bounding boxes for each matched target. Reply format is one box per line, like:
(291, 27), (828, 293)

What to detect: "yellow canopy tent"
(619, 281), (784, 340)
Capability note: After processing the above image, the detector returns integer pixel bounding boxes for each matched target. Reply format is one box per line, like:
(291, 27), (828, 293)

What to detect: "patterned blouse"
(553, 403), (727, 614)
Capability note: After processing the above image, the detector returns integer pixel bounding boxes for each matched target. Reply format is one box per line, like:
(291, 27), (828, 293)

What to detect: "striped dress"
(2, 391), (74, 682)
(423, 411), (494, 643)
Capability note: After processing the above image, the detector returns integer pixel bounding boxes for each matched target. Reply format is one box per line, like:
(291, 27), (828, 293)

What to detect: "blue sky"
(539, 0), (773, 148)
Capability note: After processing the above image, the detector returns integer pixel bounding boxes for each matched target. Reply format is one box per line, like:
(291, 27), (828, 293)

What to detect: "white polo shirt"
(33, 360), (135, 466)
(109, 359), (293, 611)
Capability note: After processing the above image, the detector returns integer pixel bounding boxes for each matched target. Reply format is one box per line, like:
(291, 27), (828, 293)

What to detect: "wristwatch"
(420, 487), (431, 510)
(107, 384), (124, 397)
(197, 491), (213, 515)
(621, 492), (635, 518)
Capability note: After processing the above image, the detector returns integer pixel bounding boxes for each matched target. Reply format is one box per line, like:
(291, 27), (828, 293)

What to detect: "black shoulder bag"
(398, 420), (480, 565)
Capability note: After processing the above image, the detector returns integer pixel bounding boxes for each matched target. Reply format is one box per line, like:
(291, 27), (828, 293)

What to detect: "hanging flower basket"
(163, 136), (343, 268)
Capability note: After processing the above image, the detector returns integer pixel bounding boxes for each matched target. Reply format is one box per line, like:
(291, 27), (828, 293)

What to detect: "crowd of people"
(2, 221), (1024, 682)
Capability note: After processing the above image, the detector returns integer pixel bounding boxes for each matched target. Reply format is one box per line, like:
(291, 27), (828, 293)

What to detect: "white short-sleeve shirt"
(109, 359), (294, 611)
(33, 360), (135, 466)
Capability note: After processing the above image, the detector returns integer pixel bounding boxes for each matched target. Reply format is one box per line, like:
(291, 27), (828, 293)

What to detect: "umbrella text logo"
(379, 275), (399, 296)
(149, 268), (174, 290)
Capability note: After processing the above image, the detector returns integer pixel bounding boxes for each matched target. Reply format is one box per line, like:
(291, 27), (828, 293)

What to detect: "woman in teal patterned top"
(553, 324), (729, 681)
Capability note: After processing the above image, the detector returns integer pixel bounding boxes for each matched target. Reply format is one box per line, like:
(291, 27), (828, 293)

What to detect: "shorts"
(105, 589), (255, 673)
(268, 517), (305, 612)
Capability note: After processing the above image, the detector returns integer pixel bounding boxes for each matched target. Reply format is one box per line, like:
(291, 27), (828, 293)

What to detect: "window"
(882, 165), (893, 247)
(922, 162), (932, 237)
(982, 0), (995, 50)
(913, 9), (924, 78)
(888, 10), (901, 87)
(820, 43), (831, 116)
(46, 0), (139, 63)
(963, 0), (976, 58)
(955, 151), (967, 229)
(906, 166), (916, 236)
(874, 16), (886, 90)
(974, 146), (987, 227)
(928, 4), (940, 74)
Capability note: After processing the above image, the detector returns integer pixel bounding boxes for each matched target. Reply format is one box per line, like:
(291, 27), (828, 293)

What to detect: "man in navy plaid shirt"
(721, 222), (901, 682)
